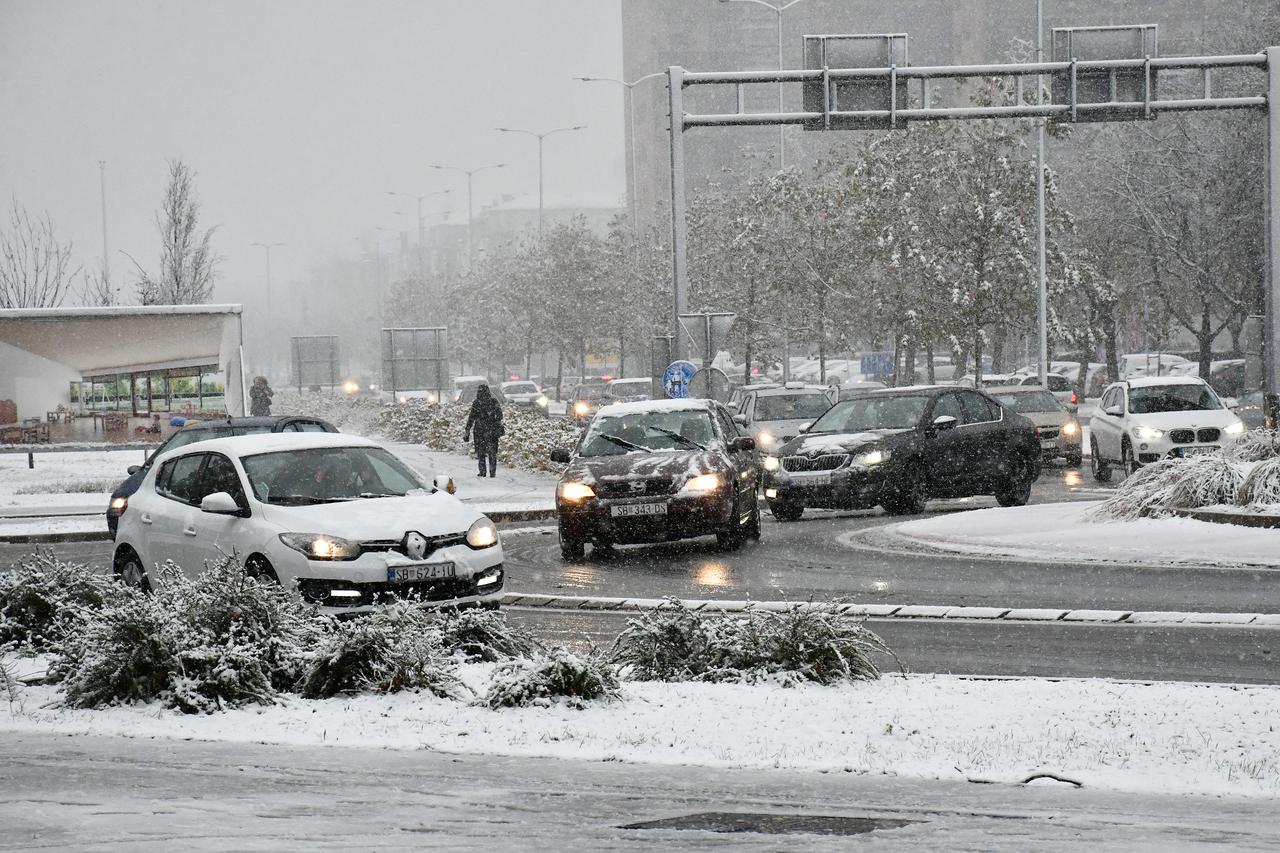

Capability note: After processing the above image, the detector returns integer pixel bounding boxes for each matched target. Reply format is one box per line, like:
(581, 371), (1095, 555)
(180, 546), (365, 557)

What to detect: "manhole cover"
(621, 812), (921, 836)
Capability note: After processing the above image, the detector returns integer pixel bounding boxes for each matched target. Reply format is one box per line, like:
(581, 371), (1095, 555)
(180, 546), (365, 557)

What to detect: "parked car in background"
(1004, 373), (1077, 407)
(106, 415), (338, 537)
(987, 386), (1082, 466)
(549, 398), (760, 559)
(836, 380), (888, 401)
(727, 381), (780, 412)
(1233, 390), (1267, 430)
(733, 383), (837, 453)
(500, 380), (549, 416)
(761, 386), (1041, 520)
(112, 433), (503, 612)
(453, 376), (505, 405)
(1089, 376), (1246, 481)
(568, 382), (608, 424)
(601, 377), (655, 405)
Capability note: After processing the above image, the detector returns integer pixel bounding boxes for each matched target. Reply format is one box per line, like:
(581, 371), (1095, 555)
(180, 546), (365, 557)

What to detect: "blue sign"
(663, 360), (698, 399)
(860, 352), (895, 376)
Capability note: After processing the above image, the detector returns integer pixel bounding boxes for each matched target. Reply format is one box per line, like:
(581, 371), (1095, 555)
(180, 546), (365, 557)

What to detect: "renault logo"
(404, 531), (428, 561)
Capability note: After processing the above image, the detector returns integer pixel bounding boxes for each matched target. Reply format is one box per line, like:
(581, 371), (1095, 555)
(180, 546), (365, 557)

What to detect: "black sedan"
(761, 386), (1041, 520)
(106, 415), (337, 536)
(549, 399), (760, 559)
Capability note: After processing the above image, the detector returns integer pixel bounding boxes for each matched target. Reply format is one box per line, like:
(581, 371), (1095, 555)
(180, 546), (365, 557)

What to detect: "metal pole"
(1265, 47), (1280, 425)
(417, 196), (425, 280)
(98, 160), (110, 296)
(777, 8), (785, 170)
(1035, 0), (1048, 388)
(667, 66), (689, 362)
(538, 135), (545, 233)
(628, 85), (640, 231)
(467, 172), (475, 271)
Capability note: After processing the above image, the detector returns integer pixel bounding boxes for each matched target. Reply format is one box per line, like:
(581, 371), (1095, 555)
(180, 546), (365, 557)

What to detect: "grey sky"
(0, 0), (624, 307)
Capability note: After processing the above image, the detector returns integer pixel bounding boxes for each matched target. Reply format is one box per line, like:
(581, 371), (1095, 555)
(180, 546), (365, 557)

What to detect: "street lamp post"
(426, 163), (508, 271)
(387, 189), (451, 280)
(1034, 0), (1049, 388)
(717, 0), (812, 170)
(575, 74), (664, 231)
(248, 242), (281, 379)
(494, 125), (586, 232)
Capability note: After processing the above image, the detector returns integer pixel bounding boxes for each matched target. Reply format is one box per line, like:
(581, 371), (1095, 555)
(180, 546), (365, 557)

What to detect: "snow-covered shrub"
(1, 659), (19, 704)
(271, 389), (387, 436)
(1237, 457), (1280, 508)
(610, 600), (890, 685)
(58, 557), (318, 713)
(435, 608), (540, 662)
(297, 604), (467, 700)
(0, 553), (120, 653)
(1088, 454), (1245, 521)
(483, 648), (618, 709)
(377, 400), (580, 474)
(1224, 429), (1280, 464)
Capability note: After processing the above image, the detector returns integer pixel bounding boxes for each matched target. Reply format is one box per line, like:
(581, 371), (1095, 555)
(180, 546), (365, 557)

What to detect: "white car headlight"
(679, 473), (721, 494)
(1133, 426), (1164, 440)
(1224, 419), (1246, 436)
(756, 430), (775, 447)
(762, 455), (780, 472)
(558, 481), (596, 502)
(279, 533), (361, 561)
(1061, 421), (1079, 436)
(854, 448), (888, 466)
(466, 517), (499, 549)
(536, 396), (549, 407)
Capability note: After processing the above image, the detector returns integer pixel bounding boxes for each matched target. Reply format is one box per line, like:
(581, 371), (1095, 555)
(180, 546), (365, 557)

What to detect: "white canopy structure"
(0, 304), (246, 420)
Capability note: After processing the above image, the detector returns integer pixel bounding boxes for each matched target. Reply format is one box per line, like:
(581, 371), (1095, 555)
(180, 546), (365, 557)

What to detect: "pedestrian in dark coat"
(464, 384), (504, 477)
(249, 376), (273, 417)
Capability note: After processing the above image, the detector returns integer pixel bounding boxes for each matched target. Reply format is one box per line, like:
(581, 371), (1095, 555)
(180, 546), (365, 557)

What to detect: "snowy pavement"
(5, 731), (1277, 852)
(864, 501), (1280, 570)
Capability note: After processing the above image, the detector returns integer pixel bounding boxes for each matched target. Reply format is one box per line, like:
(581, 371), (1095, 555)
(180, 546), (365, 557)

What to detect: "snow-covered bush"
(1088, 455), (1244, 521)
(271, 389), (387, 436)
(1, 659), (19, 704)
(483, 648), (618, 709)
(435, 608), (540, 663)
(610, 600), (890, 685)
(1224, 429), (1280, 464)
(297, 604), (467, 700)
(0, 554), (120, 653)
(58, 557), (318, 713)
(1237, 457), (1280, 508)
(377, 400), (580, 474)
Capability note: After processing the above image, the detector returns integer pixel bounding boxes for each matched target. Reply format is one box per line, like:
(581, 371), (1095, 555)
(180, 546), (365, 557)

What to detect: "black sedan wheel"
(769, 500), (804, 522)
(881, 465), (927, 515)
(995, 455), (1033, 507)
(559, 527), (585, 561)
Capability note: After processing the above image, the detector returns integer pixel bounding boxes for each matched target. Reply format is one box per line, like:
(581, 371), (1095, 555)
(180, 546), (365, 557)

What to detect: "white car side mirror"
(434, 474), (457, 495)
(200, 492), (242, 514)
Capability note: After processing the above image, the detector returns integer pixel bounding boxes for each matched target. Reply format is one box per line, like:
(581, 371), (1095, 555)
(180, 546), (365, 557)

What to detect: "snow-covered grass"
(0, 450), (139, 508)
(885, 501), (1280, 568)
(4, 666), (1277, 798)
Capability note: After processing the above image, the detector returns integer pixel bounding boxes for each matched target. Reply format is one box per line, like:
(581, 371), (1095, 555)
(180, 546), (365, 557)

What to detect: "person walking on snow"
(249, 376), (274, 416)
(464, 384), (504, 477)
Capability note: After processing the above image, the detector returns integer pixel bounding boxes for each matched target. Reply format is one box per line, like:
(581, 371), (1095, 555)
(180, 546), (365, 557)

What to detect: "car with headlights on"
(106, 415), (338, 537)
(761, 386), (1041, 520)
(987, 385), (1082, 466)
(112, 433), (503, 613)
(1088, 376), (1246, 480)
(601, 377), (655, 405)
(568, 382), (608, 424)
(549, 399), (760, 559)
(733, 383), (837, 454)
(500, 380), (550, 417)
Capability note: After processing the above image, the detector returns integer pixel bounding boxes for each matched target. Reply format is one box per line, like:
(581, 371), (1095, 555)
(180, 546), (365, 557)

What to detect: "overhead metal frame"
(664, 48), (1280, 421)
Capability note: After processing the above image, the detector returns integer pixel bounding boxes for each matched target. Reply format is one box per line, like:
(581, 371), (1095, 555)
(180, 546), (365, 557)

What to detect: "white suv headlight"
(466, 517), (499, 549)
(762, 455), (780, 472)
(1224, 419), (1246, 436)
(1133, 425), (1165, 440)
(279, 533), (361, 561)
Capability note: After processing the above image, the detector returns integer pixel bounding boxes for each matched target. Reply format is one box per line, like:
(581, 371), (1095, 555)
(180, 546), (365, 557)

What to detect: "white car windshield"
(811, 395), (929, 432)
(1129, 384), (1222, 414)
(753, 393), (832, 422)
(241, 446), (426, 504)
(505, 382), (537, 394)
(580, 410), (715, 456)
(992, 391), (1062, 414)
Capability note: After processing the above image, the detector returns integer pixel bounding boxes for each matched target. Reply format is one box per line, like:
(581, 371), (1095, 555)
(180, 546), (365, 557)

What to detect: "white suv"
(1089, 376), (1245, 481)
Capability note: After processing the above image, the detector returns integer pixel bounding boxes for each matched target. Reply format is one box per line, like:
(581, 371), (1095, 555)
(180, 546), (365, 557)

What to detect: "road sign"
(678, 312), (736, 366)
(291, 336), (340, 389)
(663, 360), (698, 399)
(381, 327), (448, 396)
(860, 352), (894, 376)
(688, 366), (730, 402)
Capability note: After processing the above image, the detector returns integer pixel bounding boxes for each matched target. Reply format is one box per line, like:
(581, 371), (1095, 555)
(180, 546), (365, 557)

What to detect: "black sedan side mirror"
(931, 415), (958, 432)
(731, 436), (756, 452)
(127, 465), (141, 475)
(550, 448), (572, 464)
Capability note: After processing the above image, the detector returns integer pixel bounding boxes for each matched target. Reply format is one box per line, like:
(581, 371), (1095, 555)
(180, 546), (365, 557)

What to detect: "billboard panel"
(291, 336), (340, 388)
(381, 327), (449, 393)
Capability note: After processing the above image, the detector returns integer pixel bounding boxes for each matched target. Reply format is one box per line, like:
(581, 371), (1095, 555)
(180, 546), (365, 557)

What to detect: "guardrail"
(0, 443), (155, 469)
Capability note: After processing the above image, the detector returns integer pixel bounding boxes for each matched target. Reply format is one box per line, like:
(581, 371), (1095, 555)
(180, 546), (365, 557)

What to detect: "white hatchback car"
(113, 433), (504, 613)
(1089, 376), (1246, 480)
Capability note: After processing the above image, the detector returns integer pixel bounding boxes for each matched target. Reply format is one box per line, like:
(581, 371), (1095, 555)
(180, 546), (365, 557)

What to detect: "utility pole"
(575, 74), (664, 231)
(427, 163), (507, 271)
(1035, 0), (1049, 388)
(98, 160), (110, 295)
(495, 125), (587, 232)
(250, 242), (284, 378)
(387, 189), (450, 280)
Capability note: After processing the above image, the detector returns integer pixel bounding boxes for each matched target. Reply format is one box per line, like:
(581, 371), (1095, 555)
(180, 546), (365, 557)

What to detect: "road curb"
(485, 508), (557, 524)
(0, 530), (114, 544)
(499, 592), (1280, 628)
(1166, 507), (1280, 529)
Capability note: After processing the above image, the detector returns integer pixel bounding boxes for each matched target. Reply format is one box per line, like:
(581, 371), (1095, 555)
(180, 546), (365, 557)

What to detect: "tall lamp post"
(494, 125), (586, 232)
(426, 162), (508, 271)
(250, 242), (284, 378)
(387, 189), (451, 280)
(1034, 0), (1049, 388)
(575, 74), (664, 230)
(717, 0), (812, 170)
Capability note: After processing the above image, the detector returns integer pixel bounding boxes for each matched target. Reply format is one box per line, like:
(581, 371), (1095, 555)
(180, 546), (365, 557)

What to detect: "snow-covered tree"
(133, 159), (220, 305)
(0, 200), (80, 309)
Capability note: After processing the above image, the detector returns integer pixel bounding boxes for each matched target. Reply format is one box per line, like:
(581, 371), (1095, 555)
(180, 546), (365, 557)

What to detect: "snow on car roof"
(1125, 375), (1210, 389)
(595, 398), (712, 417)
(155, 431), (378, 462)
(750, 385), (829, 396)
